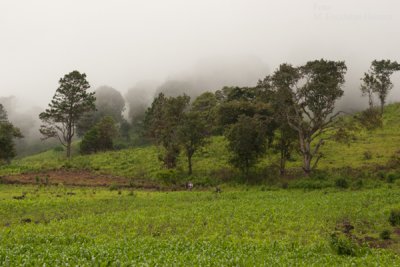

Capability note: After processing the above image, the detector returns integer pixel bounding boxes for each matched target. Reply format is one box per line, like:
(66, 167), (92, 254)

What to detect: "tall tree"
(257, 74), (298, 176)
(0, 104), (23, 164)
(39, 71), (96, 158)
(360, 73), (376, 109)
(270, 60), (347, 175)
(144, 93), (190, 168)
(225, 115), (269, 176)
(177, 111), (208, 175)
(369, 60), (400, 114)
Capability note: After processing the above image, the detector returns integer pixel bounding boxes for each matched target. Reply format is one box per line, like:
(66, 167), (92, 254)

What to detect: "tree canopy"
(39, 70), (96, 158)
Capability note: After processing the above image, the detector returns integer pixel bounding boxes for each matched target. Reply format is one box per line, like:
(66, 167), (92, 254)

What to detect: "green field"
(1, 105), (400, 265)
(1, 185), (400, 266)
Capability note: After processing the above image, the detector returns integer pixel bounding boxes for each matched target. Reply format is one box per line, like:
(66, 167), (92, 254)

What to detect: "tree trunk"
(188, 154), (192, 175)
(279, 148), (286, 176)
(66, 142), (71, 159)
(299, 132), (312, 175)
(303, 153), (312, 175)
(380, 98), (385, 115)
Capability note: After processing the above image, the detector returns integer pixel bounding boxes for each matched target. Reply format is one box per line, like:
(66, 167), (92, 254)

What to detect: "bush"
(380, 229), (391, 240)
(389, 209), (400, 226)
(335, 178), (349, 189)
(329, 232), (358, 256)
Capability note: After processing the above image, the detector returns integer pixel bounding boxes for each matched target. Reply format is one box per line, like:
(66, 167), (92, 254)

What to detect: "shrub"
(389, 209), (400, 226)
(329, 232), (358, 256)
(380, 229), (391, 240)
(335, 178), (349, 189)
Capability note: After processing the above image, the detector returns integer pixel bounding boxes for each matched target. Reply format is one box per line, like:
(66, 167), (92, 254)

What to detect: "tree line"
(1, 59), (399, 177)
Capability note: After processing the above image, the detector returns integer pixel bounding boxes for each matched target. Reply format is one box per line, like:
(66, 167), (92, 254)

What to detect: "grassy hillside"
(2, 104), (400, 185)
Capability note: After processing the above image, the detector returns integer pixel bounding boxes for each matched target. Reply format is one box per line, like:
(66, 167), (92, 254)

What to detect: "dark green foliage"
(0, 104), (23, 164)
(77, 86), (125, 136)
(225, 115), (270, 176)
(259, 77), (298, 176)
(144, 93), (190, 168)
(39, 71), (96, 158)
(329, 232), (359, 256)
(191, 92), (219, 135)
(335, 178), (349, 189)
(178, 111), (208, 175)
(80, 128), (99, 154)
(389, 209), (400, 226)
(380, 229), (391, 240)
(80, 116), (118, 154)
(266, 60), (347, 174)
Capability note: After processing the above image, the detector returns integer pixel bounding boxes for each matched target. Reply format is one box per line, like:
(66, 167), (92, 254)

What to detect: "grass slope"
(1, 104), (400, 184)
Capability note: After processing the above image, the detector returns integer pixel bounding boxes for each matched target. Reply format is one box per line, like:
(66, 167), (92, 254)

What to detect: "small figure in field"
(215, 186), (221, 193)
(187, 182), (193, 191)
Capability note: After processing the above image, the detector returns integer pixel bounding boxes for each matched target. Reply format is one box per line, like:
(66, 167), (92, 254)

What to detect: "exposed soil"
(0, 170), (145, 188)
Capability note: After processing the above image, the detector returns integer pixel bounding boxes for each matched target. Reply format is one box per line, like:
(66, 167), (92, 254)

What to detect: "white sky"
(1, 0), (399, 109)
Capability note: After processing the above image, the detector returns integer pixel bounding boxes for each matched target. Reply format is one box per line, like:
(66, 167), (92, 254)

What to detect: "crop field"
(1, 184), (400, 266)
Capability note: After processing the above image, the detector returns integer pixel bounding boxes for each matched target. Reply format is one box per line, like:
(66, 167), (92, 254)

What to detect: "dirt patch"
(0, 170), (147, 188)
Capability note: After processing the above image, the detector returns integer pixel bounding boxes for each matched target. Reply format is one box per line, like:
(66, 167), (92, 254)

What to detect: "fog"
(1, 0), (400, 125)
